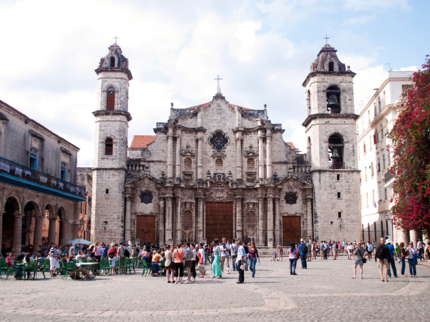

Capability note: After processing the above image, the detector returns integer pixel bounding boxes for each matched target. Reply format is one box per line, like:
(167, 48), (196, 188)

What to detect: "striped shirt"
(50, 247), (58, 257)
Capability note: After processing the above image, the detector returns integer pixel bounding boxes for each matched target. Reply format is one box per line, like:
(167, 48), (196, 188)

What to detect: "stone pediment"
(276, 174), (313, 188)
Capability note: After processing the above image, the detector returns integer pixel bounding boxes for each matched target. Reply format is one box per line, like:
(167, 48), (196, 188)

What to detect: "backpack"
(185, 248), (193, 260)
(124, 247), (130, 258)
(109, 252), (115, 259)
(303, 244), (308, 254)
(376, 245), (385, 260)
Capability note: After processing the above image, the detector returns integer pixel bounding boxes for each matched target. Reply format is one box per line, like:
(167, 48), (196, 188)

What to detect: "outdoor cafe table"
(77, 262), (98, 275)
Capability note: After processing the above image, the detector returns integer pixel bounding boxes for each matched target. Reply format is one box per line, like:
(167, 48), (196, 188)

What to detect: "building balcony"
(0, 156), (86, 202)
(384, 170), (394, 188)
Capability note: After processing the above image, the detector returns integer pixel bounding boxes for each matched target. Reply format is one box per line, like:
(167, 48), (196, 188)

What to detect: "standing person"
(288, 243), (298, 275)
(243, 242), (249, 271)
(49, 242), (60, 277)
(323, 241), (328, 260)
(108, 243), (117, 275)
(406, 241), (417, 277)
(69, 244), (75, 257)
(230, 239), (238, 271)
(332, 242), (338, 260)
(375, 238), (390, 282)
(279, 245), (284, 261)
(183, 243), (194, 283)
(164, 245), (174, 283)
(352, 242), (365, 279)
(298, 239), (307, 269)
(307, 240), (312, 262)
(219, 238), (231, 275)
(94, 241), (102, 263)
(398, 242), (407, 276)
(173, 244), (184, 284)
(394, 243), (400, 257)
(417, 239), (424, 261)
(311, 242), (317, 261)
(190, 243), (197, 282)
(235, 240), (246, 284)
(101, 243), (109, 260)
(211, 240), (222, 279)
(385, 240), (398, 278)
(248, 243), (260, 278)
(197, 243), (206, 278)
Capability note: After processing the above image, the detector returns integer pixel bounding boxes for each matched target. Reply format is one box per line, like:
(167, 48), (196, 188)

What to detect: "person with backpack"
(288, 243), (299, 275)
(352, 241), (365, 279)
(298, 239), (308, 269)
(374, 238), (390, 282)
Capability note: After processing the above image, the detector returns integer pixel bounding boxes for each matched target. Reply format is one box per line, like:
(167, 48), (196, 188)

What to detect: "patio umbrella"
(66, 238), (92, 245)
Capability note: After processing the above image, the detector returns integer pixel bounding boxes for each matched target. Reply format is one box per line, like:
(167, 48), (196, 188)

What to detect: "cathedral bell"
(327, 94), (340, 113)
(331, 148), (340, 158)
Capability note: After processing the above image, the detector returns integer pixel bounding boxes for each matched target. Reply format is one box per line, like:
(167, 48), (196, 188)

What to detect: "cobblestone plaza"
(1, 257), (429, 321)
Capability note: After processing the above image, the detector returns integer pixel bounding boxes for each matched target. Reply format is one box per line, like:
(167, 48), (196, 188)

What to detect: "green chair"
(65, 262), (80, 281)
(39, 260), (51, 279)
(24, 262), (39, 280)
(99, 260), (110, 275)
(141, 260), (151, 277)
(158, 259), (165, 277)
(59, 261), (69, 280)
(5, 266), (18, 280)
(0, 258), (7, 278)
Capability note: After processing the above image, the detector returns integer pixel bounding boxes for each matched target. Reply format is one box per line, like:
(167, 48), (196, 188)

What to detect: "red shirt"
(108, 248), (117, 256)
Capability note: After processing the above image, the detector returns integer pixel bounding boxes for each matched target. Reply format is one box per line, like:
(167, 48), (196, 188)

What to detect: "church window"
(61, 162), (67, 180)
(30, 148), (38, 170)
(140, 192), (153, 204)
(337, 192), (341, 199)
(209, 131), (228, 151)
(110, 56), (115, 67)
(105, 138), (113, 155)
(328, 61), (334, 71)
(247, 158), (255, 170)
(338, 212), (342, 219)
(106, 189), (109, 194)
(285, 193), (297, 205)
(328, 134), (344, 169)
(107, 87), (115, 110)
(337, 174), (340, 181)
(326, 85), (341, 114)
(184, 157), (192, 170)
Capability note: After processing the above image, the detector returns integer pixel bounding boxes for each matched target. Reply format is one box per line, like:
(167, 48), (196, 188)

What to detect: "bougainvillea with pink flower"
(390, 56), (430, 237)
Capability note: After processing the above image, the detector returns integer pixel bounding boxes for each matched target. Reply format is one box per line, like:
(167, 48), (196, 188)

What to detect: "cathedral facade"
(90, 42), (361, 247)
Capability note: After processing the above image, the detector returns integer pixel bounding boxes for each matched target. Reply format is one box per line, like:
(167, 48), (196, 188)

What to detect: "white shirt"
(237, 245), (246, 261)
(220, 243), (230, 257)
(417, 241), (423, 249)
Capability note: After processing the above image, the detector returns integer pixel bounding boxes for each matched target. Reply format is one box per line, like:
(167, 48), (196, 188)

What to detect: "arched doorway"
(2, 197), (20, 256)
(182, 210), (193, 242)
(23, 201), (40, 253)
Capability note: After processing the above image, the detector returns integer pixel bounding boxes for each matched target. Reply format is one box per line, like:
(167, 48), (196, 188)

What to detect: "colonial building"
(0, 100), (86, 256)
(77, 167), (92, 240)
(91, 42), (361, 247)
(357, 71), (416, 243)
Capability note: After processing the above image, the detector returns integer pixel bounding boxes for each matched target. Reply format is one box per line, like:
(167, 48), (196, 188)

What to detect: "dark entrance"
(136, 215), (156, 244)
(282, 216), (301, 246)
(206, 202), (233, 243)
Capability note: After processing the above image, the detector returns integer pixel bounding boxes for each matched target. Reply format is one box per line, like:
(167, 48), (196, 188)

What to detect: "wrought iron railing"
(0, 156), (85, 198)
(385, 170), (394, 182)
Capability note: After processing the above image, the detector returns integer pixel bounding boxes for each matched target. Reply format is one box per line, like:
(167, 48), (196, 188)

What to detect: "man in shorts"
(375, 237), (390, 282)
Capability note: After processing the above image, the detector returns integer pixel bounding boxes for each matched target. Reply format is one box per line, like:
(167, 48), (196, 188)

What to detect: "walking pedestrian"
(398, 242), (407, 276)
(230, 239), (238, 271)
(243, 242), (249, 271)
(406, 241), (417, 277)
(279, 245), (284, 261)
(417, 239), (424, 261)
(235, 240), (246, 284)
(219, 238), (231, 274)
(248, 243), (260, 278)
(352, 241), (365, 279)
(375, 238), (390, 282)
(211, 240), (222, 279)
(298, 239), (307, 269)
(197, 243), (206, 278)
(385, 240), (398, 278)
(311, 242), (317, 260)
(307, 240), (312, 262)
(288, 243), (298, 275)
(190, 243), (197, 282)
(164, 245), (174, 283)
(183, 243), (193, 283)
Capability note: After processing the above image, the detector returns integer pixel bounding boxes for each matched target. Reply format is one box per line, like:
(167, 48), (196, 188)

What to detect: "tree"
(390, 56), (430, 238)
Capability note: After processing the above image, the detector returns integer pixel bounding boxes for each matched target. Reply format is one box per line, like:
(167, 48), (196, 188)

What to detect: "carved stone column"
(236, 196), (243, 240)
(165, 196), (173, 244)
(306, 196), (313, 241)
(197, 197), (204, 242)
(48, 218), (57, 245)
(258, 197), (264, 246)
(274, 198), (280, 246)
(175, 133), (181, 179)
(60, 220), (69, 246)
(12, 212), (22, 254)
(176, 197), (181, 243)
(159, 198), (165, 245)
(258, 130), (265, 180)
(266, 129), (272, 179)
(236, 132), (242, 180)
(167, 131), (174, 178)
(267, 195), (274, 247)
(197, 136), (203, 179)
(33, 215), (44, 253)
(125, 194), (132, 244)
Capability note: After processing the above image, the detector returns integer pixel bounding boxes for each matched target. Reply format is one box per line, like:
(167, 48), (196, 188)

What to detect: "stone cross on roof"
(214, 75), (223, 93)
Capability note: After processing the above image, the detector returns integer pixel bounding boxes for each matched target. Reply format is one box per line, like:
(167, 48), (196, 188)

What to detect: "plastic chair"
(24, 262), (39, 280)
(5, 266), (18, 280)
(39, 260), (51, 279)
(141, 260), (151, 277)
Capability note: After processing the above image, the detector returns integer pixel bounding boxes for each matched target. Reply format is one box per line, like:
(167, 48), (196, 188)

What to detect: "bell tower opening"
(328, 61), (334, 71)
(326, 85), (341, 114)
(328, 134), (344, 169)
(110, 56), (115, 67)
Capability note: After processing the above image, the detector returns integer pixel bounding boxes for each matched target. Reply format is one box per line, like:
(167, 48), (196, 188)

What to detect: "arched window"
(110, 56), (115, 67)
(328, 134), (344, 169)
(328, 61), (334, 71)
(106, 87), (115, 110)
(30, 148), (38, 169)
(247, 158), (255, 170)
(105, 138), (113, 155)
(326, 85), (341, 114)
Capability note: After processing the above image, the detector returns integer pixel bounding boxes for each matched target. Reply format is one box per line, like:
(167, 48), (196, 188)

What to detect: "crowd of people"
(2, 236), (429, 283)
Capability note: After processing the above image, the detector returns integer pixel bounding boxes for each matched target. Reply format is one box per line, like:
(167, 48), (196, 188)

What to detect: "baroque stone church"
(91, 42), (361, 248)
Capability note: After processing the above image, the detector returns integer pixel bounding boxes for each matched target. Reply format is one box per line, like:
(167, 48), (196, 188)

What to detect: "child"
(271, 251), (277, 261)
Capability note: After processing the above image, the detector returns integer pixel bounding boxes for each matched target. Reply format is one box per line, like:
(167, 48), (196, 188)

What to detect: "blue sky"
(0, 0), (428, 166)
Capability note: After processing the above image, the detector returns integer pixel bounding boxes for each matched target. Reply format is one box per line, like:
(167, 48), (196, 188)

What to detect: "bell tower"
(302, 43), (361, 241)
(91, 42), (132, 243)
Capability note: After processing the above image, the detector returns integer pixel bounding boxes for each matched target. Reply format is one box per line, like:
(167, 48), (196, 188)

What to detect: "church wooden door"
(136, 215), (156, 244)
(206, 202), (233, 243)
(282, 216), (301, 246)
